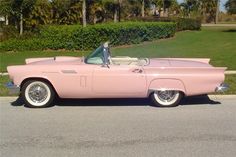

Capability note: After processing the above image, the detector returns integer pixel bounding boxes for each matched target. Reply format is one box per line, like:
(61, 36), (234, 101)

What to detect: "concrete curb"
(208, 95), (236, 99)
(202, 24), (236, 27)
(225, 71), (236, 74)
(0, 73), (9, 76)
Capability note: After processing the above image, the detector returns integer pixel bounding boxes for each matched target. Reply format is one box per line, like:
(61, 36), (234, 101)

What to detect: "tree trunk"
(163, 0), (165, 15)
(5, 15), (9, 25)
(118, 0), (121, 22)
(188, 8), (191, 18)
(114, 8), (118, 22)
(82, 0), (86, 27)
(20, 10), (23, 35)
(114, 0), (118, 22)
(141, 0), (145, 17)
(215, 0), (219, 24)
(202, 7), (206, 23)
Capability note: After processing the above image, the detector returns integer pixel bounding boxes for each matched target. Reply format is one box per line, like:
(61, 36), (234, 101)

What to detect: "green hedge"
(175, 18), (201, 31)
(132, 17), (201, 31)
(0, 25), (18, 42)
(0, 22), (176, 51)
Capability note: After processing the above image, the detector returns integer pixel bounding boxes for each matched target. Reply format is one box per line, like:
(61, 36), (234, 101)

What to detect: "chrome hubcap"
(28, 84), (48, 103)
(157, 91), (178, 102)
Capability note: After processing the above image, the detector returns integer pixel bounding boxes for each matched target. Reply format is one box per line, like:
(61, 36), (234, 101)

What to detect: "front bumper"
(215, 83), (229, 92)
(6, 81), (20, 94)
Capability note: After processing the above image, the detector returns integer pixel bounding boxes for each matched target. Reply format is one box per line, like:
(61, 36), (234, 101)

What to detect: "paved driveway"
(0, 96), (236, 157)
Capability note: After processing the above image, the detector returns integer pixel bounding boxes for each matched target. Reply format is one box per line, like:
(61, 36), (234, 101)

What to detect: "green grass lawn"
(0, 26), (236, 72)
(0, 74), (235, 96)
(224, 74), (236, 95)
(0, 51), (90, 72)
(112, 26), (236, 70)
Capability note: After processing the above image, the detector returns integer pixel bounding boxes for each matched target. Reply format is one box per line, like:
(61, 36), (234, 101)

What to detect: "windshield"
(85, 45), (104, 65)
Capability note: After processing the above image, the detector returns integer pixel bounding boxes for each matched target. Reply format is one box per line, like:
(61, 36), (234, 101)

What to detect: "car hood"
(148, 58), (212, 68)
(25, 56), (84, 65)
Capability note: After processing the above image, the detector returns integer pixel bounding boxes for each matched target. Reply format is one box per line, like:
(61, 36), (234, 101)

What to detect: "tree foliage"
(0, 0), (222, 35)
(225, 0), (236, 14)
(25, 0), (52, 27)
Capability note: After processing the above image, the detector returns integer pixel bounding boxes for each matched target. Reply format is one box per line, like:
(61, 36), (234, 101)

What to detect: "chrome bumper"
(215, 83), (229, 92)
(6, 82), (20, 94)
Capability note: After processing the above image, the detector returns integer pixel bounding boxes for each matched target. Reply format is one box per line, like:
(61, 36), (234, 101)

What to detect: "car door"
(92, 64), (147, 97)
(49, 64), (94, 98)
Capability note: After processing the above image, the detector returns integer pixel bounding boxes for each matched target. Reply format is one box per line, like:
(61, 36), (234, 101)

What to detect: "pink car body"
(7, 43), (228, 107)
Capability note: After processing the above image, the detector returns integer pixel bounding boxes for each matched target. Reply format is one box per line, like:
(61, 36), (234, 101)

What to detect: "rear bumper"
(215, 83), (229, 92)
(6, 82), (20, 94)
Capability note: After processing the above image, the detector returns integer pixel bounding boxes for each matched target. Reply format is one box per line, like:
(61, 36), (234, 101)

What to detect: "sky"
(177, 0), (227, 12)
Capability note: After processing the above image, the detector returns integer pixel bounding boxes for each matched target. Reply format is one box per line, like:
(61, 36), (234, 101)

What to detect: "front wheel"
(21, 80), (55, 108)
(150, 90), (183, 107)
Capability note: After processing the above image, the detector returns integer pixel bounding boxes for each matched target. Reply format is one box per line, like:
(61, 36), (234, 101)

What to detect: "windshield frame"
(85, 45), (104, 65)
(85, 44), (110, 65)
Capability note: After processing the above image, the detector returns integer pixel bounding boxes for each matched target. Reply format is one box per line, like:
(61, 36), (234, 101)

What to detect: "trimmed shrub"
(0, 25), (18, 42)
(175, 18), (201, 31)
(0, 22), (176, 51)
(131, 17), (201, 31)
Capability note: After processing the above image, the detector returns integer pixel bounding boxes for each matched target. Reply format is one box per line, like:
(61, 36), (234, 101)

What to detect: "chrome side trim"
(42, 71), (59, 74)
(215, 83), (229, 92)
(61, 70), (77, 74)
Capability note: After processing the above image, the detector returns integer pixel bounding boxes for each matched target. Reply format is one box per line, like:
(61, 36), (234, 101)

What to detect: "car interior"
(85, 42), (149, 66)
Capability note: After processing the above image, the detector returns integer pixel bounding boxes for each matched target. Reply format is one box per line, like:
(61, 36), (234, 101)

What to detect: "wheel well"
(148, 90), (185, 97)
(20, 77), (58, 97)
(148, 79), (186, 97)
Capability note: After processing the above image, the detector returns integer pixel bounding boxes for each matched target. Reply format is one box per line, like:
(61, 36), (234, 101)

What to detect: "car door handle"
(132, 69), (143, 73)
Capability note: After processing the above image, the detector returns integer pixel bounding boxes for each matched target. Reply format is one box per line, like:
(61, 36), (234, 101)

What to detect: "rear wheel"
(21, 80), (55, 108)
(151, 90), (183, 107)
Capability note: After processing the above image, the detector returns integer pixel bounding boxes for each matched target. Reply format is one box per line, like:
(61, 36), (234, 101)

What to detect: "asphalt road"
(0, 96), (236, 157)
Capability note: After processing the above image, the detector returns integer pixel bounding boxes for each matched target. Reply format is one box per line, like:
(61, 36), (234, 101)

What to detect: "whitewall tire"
(22, 80), (55, 108)
(151, 90), (183, 107)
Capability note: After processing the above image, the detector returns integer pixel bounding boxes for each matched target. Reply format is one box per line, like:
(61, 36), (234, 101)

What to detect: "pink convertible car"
(7, 42), (228, 108)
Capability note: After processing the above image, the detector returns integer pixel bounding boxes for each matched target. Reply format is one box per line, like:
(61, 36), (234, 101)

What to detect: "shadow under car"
(11, 95), (221, 107)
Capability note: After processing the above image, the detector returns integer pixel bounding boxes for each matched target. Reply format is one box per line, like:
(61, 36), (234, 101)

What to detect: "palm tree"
(88, 0), (104, 24)
(225, 0), (236, 14)
(1, 0), (36, 35)
(114, 0), (118, 22)
(216, 0), (219, 23)
(180, 0), (199, 18)
(27, 0), (52, 26)
(199, 0), (217, 23)
(141, 0), (145, 17)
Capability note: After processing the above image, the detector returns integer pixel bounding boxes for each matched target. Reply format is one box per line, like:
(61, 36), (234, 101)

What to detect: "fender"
(148, 78), (186, 95)
(18, 75), (59, 94)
